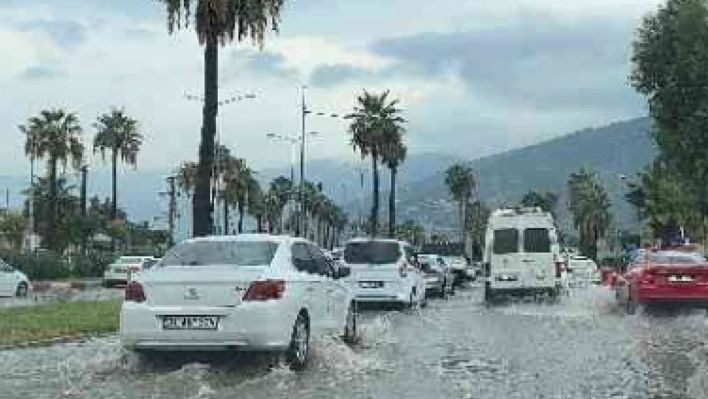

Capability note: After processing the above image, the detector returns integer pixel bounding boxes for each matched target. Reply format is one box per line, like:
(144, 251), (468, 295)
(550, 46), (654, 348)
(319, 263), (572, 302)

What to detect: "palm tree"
(176, 161), (199, 196)
(268, 176), (293, 232)
(156, 0), (285, 237)
(20, 109), (84, 251)
(567, 168), (612, 260)
(520, 190), (559, 216)
(22, 176), (81, 252)
(444, 163), (476, 243)
(346, 90), (405, 238)
(301, 181), (319, 240)
(93, 108), (143, 222)
(382, 138), (406, 238)
(248, 179), (265, 232)
(223, 158), (254, 233)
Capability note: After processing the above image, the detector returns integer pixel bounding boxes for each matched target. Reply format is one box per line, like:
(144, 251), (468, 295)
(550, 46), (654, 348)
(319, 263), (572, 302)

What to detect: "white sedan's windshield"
(161, 241), (279, 267)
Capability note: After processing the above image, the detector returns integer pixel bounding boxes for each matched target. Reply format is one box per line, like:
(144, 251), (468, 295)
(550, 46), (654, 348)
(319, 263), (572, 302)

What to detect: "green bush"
(0, 250), (114, 281)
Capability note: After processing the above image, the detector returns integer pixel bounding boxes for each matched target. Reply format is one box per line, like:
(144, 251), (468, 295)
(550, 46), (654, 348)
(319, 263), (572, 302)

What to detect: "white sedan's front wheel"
(286, 313), (310, 371)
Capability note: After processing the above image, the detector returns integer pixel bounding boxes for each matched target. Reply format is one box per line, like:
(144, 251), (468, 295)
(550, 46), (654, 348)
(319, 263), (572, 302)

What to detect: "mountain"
(389, 117), (655, 233)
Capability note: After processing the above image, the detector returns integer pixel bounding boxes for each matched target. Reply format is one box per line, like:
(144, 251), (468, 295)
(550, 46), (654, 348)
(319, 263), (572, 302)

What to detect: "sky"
(0, 0), (664, 176)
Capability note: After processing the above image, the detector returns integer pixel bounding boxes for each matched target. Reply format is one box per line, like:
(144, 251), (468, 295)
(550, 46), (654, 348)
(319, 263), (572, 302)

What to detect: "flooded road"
(2, 284), (708, 399)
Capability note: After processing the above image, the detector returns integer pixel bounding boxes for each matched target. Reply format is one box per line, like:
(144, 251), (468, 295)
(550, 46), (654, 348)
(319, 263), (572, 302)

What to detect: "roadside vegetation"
(0, 300), (120, 346)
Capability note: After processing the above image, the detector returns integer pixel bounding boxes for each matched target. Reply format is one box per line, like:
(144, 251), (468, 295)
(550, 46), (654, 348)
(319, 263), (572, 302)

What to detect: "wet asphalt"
(2, 283), (708, 399)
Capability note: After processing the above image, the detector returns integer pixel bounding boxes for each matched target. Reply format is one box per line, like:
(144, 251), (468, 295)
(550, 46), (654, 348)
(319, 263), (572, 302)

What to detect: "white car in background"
(0, 258), (30, 297)
(342, 238), (426, 309)
(445, 256), (471, 285)
(103, 256), (156, 287)
(120, 234), (357, 371)
(565, 255), (601, 287)
(418, 254), (455, 297)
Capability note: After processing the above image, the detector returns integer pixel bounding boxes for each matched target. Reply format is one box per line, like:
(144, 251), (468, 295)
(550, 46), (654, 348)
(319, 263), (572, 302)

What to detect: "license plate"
(668, 275), (694, 282)
(162, 316), (220, 330)
(360, 281), (383, 288)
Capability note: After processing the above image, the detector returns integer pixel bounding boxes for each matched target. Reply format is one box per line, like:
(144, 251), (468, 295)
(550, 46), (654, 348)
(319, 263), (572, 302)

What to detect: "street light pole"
(298, 86), (308, 237)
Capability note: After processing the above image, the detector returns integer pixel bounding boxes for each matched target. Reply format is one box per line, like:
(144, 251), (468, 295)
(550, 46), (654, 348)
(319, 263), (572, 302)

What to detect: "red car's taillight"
(125, 281), (146, 303)
(243, 280), (286, 301)
(637, 269), (656, 285)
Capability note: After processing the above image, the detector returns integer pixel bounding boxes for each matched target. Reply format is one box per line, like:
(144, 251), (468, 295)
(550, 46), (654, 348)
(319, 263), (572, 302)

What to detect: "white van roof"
(488, 207), (555, 229)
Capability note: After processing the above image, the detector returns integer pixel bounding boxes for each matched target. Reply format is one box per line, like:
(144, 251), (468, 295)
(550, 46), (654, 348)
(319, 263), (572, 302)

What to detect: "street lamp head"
(308, 131), (320, 136)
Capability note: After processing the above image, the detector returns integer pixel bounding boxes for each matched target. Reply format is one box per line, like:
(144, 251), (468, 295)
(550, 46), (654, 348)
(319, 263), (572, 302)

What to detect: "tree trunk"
(192, 36), (218, 237)
(46, 157), (57, 251)
(111, 150), (118, 251)
(388, 165), (397, 238)
(238, 202), (245, 233)
(458, 201), (464, 244)
(371, 152), (380, 238)
(257, 215), (263, 232)
(223, 196), (229, 236)
(461, 199), (467, 244)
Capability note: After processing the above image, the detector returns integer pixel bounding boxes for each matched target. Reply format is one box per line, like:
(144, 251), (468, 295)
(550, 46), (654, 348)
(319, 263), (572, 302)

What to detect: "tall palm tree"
(567, 168), (612, 260)
(444, 163), (476, 243)
(20, 109), (84, 251)
(156, 0), (285, 237)
(93, 108), (143, 223)
(346, 90), (405, 238)
(382, 138), (406, 238)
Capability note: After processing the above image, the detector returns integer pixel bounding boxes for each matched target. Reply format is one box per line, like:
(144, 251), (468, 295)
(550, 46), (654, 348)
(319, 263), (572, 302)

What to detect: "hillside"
(390, 117), (655, 232)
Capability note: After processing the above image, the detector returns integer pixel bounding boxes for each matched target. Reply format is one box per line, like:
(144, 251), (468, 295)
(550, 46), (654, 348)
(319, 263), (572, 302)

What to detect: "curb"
(0, 332), (116, 351)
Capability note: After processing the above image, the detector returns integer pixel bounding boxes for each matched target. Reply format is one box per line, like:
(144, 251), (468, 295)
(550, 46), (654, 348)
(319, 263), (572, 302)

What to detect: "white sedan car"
(120, 234), (357, 370)
(103, 256), (156, 287)
(0, 258), (30, 297)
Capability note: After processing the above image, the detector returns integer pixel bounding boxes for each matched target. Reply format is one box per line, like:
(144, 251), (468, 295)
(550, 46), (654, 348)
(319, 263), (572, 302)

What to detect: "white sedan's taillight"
(243, 280), (286, 301)
(125, 281), (146, 303)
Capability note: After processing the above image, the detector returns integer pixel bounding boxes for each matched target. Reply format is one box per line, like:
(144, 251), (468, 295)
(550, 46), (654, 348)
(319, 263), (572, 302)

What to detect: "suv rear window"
(161, 241), (279, 267)
(344, 241), (401, 264)
(493, 229), (518, 254)
(523, 228), (551, 253)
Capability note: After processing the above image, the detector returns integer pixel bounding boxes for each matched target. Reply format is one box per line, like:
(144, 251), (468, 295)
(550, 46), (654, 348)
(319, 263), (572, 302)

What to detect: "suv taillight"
(243, 280), (286, 301)
(125, 281), (146, 303)
(555, 261), (564, 278)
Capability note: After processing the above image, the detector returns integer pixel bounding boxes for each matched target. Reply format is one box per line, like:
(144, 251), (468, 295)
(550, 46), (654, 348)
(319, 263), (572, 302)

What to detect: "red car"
(615, 248), (708, 314)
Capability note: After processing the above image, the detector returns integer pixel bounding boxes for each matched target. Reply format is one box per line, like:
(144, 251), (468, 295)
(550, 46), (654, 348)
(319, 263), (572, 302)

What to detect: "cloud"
(369, 13), (642, 112)
(20, 19), (86, 48)
(309, 64), (371, 87)
(19, 65), (60, 80)
(243, 51), (296, 77)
